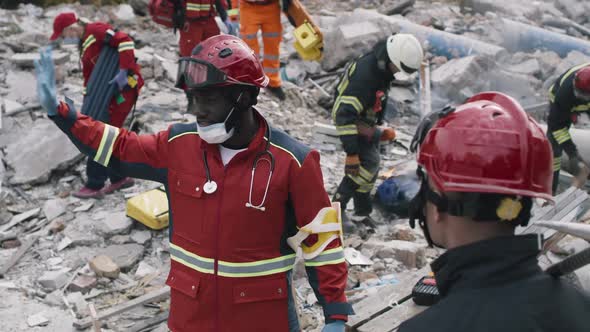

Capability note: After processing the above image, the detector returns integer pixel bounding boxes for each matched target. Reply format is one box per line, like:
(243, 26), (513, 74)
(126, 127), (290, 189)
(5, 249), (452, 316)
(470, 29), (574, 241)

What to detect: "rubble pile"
(1, 0), (590, 331)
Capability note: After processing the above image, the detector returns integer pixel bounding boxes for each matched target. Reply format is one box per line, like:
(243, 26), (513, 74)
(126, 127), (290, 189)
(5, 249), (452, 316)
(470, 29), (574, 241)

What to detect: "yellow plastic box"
(126, 188), (169, 230)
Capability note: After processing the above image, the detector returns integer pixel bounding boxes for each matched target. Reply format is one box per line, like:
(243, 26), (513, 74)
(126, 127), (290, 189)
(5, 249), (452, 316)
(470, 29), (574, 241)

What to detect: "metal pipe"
(536, 221), (590, 242)
(499, 18), (590, 57)
(388, 16), (507, 59)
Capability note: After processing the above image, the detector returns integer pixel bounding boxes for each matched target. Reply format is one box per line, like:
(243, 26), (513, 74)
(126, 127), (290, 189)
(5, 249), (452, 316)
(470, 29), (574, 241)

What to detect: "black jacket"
(332, 40), (394, 155)
(399, 235), (590, 332)
(547, 63), (590, 157)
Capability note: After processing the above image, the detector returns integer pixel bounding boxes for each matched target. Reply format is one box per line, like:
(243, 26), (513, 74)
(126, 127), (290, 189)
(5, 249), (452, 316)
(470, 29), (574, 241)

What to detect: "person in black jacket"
(401, 92), (590, 332)
(332, 33), (423, 231)
(547, 63), (590, 194)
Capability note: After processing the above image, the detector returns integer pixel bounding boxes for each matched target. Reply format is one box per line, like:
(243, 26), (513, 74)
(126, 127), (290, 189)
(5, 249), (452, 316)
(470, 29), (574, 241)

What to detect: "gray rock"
(99, 244), (145, 271)
(4, 70), (37, 103)
(38, 269), (69, 290)
(63, 217), (102, 248)
(555, 51), (590, 79)
(110, 235), (131, 244)
(89, 255), (120, 279)
(66, 292), (89, 318)
(130, 230), (152, 245)
(321, 9), (398, 71)
(129, 0), (150, 16)
(6, 120), (82, 185)
(99, 211), (133, 236)
(506, 58), (541, 77)
(43, 199), (67, 221)
(135, 261), (156, 278)
(370, 240), (426, 269)
(113, 4), (136, 22)
(1, 99), (23, 114)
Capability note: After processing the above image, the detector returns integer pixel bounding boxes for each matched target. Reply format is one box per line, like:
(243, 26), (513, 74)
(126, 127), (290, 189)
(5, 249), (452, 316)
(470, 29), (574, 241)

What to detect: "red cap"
(50, 12), (77, 41)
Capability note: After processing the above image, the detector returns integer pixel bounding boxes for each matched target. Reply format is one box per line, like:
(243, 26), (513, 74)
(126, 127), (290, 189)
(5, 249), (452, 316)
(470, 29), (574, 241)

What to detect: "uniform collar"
(431, 234), (543, 297)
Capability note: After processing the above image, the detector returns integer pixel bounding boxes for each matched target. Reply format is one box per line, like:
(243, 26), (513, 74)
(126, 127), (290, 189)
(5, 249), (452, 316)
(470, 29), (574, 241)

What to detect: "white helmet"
(386, 34), (424, 75)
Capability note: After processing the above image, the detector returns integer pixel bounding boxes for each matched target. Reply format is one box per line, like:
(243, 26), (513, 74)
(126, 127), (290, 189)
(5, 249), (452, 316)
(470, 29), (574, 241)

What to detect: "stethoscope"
(201, 123), (275, 212)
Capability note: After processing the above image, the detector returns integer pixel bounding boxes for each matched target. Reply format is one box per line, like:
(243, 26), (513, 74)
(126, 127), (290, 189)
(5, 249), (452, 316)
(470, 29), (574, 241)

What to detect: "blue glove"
(224, 19), (237, 36)
(34, 45), (58, 116)
(109, 69), (128, 91)
(322, 320), (345, 332)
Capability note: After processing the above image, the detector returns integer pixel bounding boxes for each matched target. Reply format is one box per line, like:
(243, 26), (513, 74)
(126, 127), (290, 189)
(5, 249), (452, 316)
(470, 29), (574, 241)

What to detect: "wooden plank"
(358, 300), (426, 332)
(74, 287), (170, 330)
(346, 266), (430, 330)
(0, 235), (39, 278)
(128, 311), (169, 332)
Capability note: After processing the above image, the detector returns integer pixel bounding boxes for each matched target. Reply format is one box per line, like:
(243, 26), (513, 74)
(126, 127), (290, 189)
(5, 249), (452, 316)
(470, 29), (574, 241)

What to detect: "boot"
(73, 186), (103, 199)
(102, 177), (135, 194)
(268, 86), (286, 101)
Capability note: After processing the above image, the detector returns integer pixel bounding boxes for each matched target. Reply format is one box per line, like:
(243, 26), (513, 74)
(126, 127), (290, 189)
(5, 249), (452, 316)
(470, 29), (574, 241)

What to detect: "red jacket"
(80, 22), (144, 94)
(186, 0), (228, 21)
(52, 101), (353, 331)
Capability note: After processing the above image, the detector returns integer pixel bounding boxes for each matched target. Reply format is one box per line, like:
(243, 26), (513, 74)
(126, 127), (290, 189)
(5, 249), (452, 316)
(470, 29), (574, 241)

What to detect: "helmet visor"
(176, 58), (228, 90)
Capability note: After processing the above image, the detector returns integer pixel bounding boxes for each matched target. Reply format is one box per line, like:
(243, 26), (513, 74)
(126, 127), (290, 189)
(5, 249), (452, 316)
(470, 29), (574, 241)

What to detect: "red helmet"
(50, 12), (77, 41)
(416, 92), (553, 202)
(176, 35), (269, 90)
(574, 66), (590, 94)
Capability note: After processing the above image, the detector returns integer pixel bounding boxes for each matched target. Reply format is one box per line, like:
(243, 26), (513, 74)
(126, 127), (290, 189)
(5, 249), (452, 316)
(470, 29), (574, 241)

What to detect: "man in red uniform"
(179, 0), (231, 56)
(50, 12), (144, 198)
(36, 35), (352, 331)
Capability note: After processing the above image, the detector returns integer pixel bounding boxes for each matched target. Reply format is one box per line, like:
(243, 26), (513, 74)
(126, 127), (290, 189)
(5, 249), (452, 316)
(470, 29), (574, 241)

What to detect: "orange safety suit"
(239, 0), (282, 88)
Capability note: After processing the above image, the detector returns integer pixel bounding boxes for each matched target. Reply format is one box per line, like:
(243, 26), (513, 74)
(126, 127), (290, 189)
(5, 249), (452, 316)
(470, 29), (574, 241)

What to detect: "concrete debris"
(99, 211), (133, 236)
(68, 275), (98, 294)
(5, 120), (82, 185)
(130, 230), (152, 245)
(10, 51), (69, 68)
(371, 240), (426, 269)
(73, 202), (94, 213)
(43, 198), (67, 221)
(110, 235), (132, 244)
(56, 236), (73, 251)
(63, 218), (102, 248)
(38, 269), (69, 291)
(129, 0), (150, 16)
(344, 247), (373, 266)
(113, 4), (136, 22)
(89, 255), (120, 279)
(0, 207), (40, 232)
(27, 313), (50, 327)
(135, 261), (156, 278)
(391, 224), (417, 242)
(98, 244), (145, 272)
(67, 291), (90, 318)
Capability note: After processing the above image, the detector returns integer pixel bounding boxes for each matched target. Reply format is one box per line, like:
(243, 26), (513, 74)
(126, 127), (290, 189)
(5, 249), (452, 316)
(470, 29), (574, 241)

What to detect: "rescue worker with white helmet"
(332, 33), (424, 231)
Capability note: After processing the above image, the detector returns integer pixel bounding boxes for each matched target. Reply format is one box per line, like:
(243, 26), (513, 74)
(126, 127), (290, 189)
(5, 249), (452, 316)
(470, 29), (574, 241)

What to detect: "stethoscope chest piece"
(203, 180), (217, 194)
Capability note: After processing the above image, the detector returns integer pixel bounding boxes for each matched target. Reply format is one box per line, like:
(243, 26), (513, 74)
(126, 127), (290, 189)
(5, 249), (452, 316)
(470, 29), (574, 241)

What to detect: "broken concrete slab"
(38, 269), (69, 290)
(42, 199), (67, 221)
(99, 211), (133, 236)
(431, 55), (489, 102)
(27, 313), (50, 327)
(56, 236), (73, 251)
(10, 51), (69, 68)
(89, 255), (120, 279)
(129, 0), (149, 16)
(73, 202), (94, 213)
(67, 291), (89, 318)
(135, 261), (156, 278)
(372, 240), (426, 269)
(0, 207), (40, 232)
(98, 244), (145, 272)
(63, 219), (102, 248)
(506, 58), (541, 77)
(68, 275), (97, 294)
(4, 70), (37, 103)
(6, 119), (82, 185)
(112, 4), (136, 22)
(130, 230), (151, 245)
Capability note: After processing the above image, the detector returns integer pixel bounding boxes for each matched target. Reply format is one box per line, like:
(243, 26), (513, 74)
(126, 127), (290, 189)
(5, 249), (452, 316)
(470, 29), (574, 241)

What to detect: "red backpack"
(149, 0), (184, 28)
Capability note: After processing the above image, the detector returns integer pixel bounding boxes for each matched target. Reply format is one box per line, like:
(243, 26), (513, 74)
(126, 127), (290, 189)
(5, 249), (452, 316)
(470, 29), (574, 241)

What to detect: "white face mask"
(62, 37), (80, 45)
(196, 93), (242, 144)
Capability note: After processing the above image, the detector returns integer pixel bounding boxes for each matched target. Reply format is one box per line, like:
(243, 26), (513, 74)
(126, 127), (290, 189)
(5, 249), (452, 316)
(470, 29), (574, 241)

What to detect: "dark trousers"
(547, 130), (562, 195)
(85, 157), (125, 190)
(334, 137), (381, 216)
